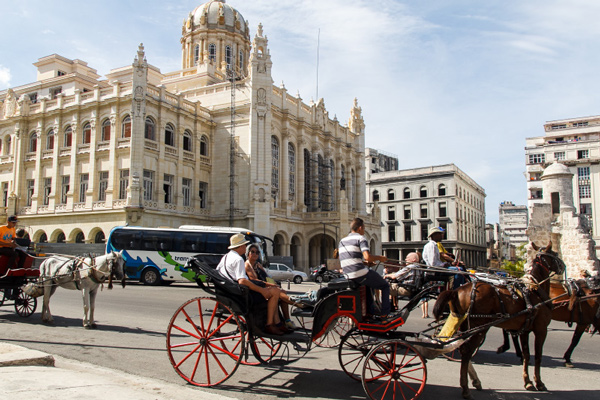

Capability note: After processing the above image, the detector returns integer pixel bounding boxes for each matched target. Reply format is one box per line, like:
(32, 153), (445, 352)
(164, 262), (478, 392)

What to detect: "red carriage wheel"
(166, 297), (245, 387)
(302, 315), (355, 348)
(338, 328), (378, 381)
(14, 289), (37, 317)
(362, 339), (427, 400)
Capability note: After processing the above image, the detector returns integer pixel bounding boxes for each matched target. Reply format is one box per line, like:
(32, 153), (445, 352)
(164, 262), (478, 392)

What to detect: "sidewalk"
(0, 343), (235, 400)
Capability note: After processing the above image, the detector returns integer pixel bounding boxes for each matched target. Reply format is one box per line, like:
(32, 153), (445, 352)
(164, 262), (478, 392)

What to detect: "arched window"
(317, 154), (324, 209)
(200, 135), (208, 156)
(183, 130), (193, 152)
(164, 123), (175, 147)
(271, 136), (279, 200)
(101, 119), (111, 141)
(238, 50), (244, 72)
(144, 117), (155, 140)
(121, 115), (131, 138)
(403, 187), (411, 199)
(340, 164), (346, 191)
(29, 131), (37, 153)
(373, 190), (380, 202)
(82, 122), (92, 144)
(75, 231), (85, 243)
(4, 136), (10, 155)
(288, 143), (295, 200)
(225, 45), (232, 70)
(194, 44), (200, 64)
(438, 184), (446, 196)
(420, 186), (427, 198)
(208, 43), (216, 62)
(64, 126), (72, 147)
(304, 149), (312, 207)
(39, 233), (48, 243)
(387, 189), (395, 201)
(46, 129), (55, 150)
(56, 232), (66, 243)
(329, 159), (335, 211)
(94, 231), (105, 243)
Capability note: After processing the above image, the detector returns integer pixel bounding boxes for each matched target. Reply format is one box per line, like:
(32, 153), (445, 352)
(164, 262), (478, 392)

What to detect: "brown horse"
(498, 278), (599, 367)
(433, 242), (563, 399)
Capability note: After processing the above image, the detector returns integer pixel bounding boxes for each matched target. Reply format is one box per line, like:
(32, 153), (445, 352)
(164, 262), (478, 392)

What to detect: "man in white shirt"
(216, 234), (286, 335)
(422, 227), (465, 288)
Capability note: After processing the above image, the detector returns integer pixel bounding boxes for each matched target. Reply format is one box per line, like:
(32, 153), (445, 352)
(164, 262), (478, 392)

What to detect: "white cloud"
(0, 65), (11, 88)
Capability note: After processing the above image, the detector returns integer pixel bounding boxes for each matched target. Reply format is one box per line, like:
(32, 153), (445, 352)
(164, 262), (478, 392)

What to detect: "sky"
(2, 0), (600, 223)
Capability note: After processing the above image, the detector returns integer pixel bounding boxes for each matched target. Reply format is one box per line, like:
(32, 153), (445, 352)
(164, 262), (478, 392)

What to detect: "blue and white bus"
(106, 225), (269, 285)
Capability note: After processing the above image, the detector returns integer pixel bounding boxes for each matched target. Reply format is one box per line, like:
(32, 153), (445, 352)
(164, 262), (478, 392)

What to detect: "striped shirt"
(338, 232), (369, 279)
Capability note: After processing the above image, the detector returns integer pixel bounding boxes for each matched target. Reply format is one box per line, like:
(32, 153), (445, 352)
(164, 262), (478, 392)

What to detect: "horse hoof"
(564, 362), (574, 368)
(84, 324), (92, 330)
(496, 345), (508, 354)
(536, 383), (547, 391)
(462, 392), (473, 400)
(525, 383), (536, 391)
(90, 323), (98, 329)
(473, 381), (483, 391)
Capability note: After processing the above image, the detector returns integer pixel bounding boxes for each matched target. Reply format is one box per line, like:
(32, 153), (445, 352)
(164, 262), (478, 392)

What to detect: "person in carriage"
(0, 215), (27, 272)
(422, 226), (466, 289)
(383, 252), (423, 310)
(216, 233), (291, 336)
(338, 217), (389, 318)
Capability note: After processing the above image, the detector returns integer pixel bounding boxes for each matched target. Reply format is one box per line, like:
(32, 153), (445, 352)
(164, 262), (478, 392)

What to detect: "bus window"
(142, 231), (173, 252)
(111, 229), (142, 250)
(180, 232), (206, 253)
(205, 233), (232, 254)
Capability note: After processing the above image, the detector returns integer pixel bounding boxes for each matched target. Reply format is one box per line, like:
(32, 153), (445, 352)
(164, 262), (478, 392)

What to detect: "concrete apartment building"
(0, 0), (379, 271)
(498, 201), (528, 253)
(525, 115), (600, 251)
(366, 163), (487, 267)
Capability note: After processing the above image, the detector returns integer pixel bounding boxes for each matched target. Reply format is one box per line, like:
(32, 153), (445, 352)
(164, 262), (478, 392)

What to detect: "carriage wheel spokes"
(312, 315), (355, 348)
(166, 297), (244, 387)
(362, 339), (427, 400)
(339, 328), (377, 381)
(14, 289), (37, 317)
(247, 334), (283, 365)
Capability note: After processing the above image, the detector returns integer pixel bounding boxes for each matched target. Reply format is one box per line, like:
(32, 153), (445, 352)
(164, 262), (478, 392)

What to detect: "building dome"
(189, 0), (248, 36)
(541, 161), (573, 179)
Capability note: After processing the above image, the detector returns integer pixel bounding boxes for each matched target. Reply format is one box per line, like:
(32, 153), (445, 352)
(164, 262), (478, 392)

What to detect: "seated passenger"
(384, 252), (422, 309)
(217, 234), (288, 335)
(245, 244), (301, 330)
(15, 228), (32, 254)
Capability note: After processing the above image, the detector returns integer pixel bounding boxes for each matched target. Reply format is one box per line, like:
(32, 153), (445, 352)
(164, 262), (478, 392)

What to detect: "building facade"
(498, 201), (528, 252)
(366, 163), (487, 267)
(0, 0), (378, 271)
(525, 115), (600, 251)
(365, 148), (398, 178)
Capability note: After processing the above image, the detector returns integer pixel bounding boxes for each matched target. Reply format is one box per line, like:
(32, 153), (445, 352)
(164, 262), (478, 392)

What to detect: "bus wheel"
(142, 268), (161, 285)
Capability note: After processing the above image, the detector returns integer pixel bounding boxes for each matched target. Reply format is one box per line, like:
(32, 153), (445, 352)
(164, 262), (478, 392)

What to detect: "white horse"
(39, 251), (126, 329)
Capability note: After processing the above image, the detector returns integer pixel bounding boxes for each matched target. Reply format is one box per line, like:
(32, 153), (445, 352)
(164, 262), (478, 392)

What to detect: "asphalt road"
(0, 281), (599, 400)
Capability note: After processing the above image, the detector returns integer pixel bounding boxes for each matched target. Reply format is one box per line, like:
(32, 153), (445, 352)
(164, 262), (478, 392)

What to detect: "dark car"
(310, 265), (342, 283)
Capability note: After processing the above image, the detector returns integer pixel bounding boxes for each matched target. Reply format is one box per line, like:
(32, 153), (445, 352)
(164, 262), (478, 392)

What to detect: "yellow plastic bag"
(437, 313), (467, 342)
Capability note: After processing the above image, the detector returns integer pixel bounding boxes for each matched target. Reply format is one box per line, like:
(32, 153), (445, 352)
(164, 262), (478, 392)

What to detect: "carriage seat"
(0, 255), (37, 277)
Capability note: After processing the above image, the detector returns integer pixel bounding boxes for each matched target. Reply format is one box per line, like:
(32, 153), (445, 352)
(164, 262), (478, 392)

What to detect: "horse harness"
(45, 255), (115, 290)
(465, 253), (556, 335)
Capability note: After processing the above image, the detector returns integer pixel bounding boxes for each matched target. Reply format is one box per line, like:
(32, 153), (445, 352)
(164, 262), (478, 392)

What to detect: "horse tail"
(433, 289), (461, 321)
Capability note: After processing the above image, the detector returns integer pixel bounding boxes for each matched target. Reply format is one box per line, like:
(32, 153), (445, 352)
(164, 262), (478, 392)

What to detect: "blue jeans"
(353, 269), (391, 315)
(447, 266), (466, 289)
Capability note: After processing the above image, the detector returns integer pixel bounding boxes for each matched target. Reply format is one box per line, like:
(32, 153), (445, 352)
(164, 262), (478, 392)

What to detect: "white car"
(267, 263), (308, 284)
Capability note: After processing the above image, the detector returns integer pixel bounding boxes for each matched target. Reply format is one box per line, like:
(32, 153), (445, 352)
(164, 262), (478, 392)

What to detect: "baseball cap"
(7, 215), (18, 223)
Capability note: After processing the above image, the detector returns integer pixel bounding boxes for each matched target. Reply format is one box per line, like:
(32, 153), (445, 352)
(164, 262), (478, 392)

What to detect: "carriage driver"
(216, 233), (289, 336)
(0, 215), (27, 270)
(338, 217), (390, 318)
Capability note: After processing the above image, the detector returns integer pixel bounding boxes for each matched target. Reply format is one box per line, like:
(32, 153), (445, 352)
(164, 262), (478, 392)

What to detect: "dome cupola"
(181, 0), (251, 77)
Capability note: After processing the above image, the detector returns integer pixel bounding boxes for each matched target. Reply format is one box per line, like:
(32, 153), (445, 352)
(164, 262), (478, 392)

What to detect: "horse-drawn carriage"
(166, 244), (585, 399)
(0, 252), (39, 317)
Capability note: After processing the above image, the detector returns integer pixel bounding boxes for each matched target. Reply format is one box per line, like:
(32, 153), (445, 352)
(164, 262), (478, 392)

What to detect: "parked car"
(310, 265), (342, 283)
(267, 263), (308, 284)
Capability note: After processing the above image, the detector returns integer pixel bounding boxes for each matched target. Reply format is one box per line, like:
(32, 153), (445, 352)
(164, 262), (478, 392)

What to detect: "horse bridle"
(533, 251), (565, 276)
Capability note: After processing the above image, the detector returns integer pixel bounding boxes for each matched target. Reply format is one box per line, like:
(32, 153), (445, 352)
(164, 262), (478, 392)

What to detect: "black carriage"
(166, 256), (454, 399)
(0, 253), (39, 317)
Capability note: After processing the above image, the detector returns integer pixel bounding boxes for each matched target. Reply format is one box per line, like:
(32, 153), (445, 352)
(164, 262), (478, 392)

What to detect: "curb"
(0, 343), (55, 367)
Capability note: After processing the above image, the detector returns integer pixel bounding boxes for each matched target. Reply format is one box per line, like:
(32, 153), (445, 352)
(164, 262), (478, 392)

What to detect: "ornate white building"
(0, 0), (378, 271)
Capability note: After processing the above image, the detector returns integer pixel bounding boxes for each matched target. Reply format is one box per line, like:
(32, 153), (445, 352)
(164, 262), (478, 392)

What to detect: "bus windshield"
(106, 225), (268, 285)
